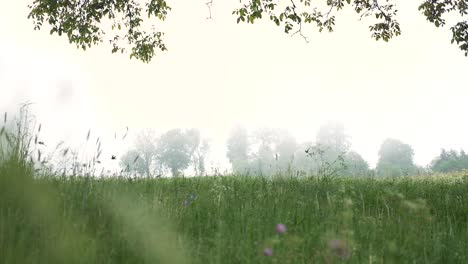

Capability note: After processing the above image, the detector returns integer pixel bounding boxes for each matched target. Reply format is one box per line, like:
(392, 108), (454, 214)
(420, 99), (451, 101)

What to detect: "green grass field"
(1, 154), (468, 264)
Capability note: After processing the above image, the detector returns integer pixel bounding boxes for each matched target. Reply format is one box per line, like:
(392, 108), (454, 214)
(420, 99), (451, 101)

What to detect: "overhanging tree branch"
(26, 0), (468, 62)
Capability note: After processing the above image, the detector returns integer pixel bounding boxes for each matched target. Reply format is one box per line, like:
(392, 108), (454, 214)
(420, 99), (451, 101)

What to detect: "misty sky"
(1, 0), (467, 170)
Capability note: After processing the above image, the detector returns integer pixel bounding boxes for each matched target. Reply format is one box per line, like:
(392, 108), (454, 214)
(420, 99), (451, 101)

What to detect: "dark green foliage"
(419, 0), (468, 56)
(233, 0), (401, 41)
(27, 0), (170, 63)
(26, 0), (468, 62)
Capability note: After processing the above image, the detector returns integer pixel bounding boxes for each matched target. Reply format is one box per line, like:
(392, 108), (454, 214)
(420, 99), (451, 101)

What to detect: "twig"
(290, 0), (309, 43)
(291, 23), (310, 43)
(206, 0), (214, 19)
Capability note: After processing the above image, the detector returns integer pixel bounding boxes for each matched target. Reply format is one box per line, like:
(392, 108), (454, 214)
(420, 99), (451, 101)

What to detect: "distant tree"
(185, 129), (201, 156)
(316, 122), (350, 154)
(119, 129), (160, 177)
(376, 162), (404, 177)
(227, 126), (250, 174)
(292, 141), (318, 175)
(430, 148), (468, 173)
(247, 128), (301, 175)
(342, 151), (370, 176)
(193, 138), (210, 176)
(376, 138), (417, 177)
(274, 130), (298, 172)
(157, 129), (198, 177)
(226, 124), (368, 177)
(27, 0), (468, 62)
(415, 165), (429, 176)
(119, 149), (148, 176)
(305, 143), (346, 178)
(302, 122), (352, 177)
(251, 127), (280, 175)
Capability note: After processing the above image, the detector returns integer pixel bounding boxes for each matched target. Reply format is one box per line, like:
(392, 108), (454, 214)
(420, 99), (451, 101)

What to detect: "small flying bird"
(38, 141), (45, 145)
(111, 155), (116, 160)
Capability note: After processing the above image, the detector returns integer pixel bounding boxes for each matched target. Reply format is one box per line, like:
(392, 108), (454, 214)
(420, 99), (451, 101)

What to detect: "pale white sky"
(1, 0), (467, 170)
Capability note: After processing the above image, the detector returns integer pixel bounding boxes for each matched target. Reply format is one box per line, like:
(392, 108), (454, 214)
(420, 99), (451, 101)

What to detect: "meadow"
(1, 156), (468, 263)
(1, 109), (468, 263)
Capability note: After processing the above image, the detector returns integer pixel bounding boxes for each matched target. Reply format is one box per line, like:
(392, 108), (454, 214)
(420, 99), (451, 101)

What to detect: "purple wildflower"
(183, 200), (190, 206)
(328, 239), (351, 260)
(263, 248), (273, 257)
(276, 223), (286, 234)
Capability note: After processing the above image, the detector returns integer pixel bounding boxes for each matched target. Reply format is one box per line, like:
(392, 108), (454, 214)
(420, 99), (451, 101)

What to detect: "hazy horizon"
(1, 0), (468, 172)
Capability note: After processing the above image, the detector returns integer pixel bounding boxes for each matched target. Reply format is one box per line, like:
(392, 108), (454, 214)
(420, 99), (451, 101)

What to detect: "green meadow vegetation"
(1, 109), (468, 264)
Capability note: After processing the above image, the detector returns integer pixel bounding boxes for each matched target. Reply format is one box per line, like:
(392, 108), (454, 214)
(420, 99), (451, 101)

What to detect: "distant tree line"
(120, 129), (210, 177)
(430, 149), (468, 173)
(226, 123), (370, 177)
(120, 123), (468, 178)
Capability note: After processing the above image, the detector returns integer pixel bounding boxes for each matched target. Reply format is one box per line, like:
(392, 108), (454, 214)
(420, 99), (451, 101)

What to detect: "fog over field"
(2, 2), (468, 263)
(1, 0), (468, 173)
